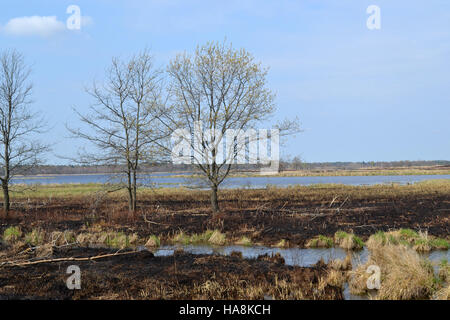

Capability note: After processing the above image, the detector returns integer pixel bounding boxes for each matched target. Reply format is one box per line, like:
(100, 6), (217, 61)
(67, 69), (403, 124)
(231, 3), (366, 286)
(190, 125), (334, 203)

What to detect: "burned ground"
(0, 247), (342, 300)
(1, 184), (448, 247)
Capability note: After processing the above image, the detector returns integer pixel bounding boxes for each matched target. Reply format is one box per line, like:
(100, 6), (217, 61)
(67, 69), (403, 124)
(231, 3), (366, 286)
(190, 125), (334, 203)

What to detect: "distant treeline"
(9, 160), (450, 175)
(279, 159), (450, 171)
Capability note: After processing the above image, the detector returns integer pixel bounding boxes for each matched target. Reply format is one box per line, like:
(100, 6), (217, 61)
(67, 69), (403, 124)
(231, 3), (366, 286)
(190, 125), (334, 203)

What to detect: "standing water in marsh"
(148, 244), (449, 300)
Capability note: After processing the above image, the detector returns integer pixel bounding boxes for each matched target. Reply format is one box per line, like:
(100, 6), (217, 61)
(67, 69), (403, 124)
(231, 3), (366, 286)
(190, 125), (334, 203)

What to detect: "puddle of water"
(153, 244), (370, 267)
(149, 244), (449, 300)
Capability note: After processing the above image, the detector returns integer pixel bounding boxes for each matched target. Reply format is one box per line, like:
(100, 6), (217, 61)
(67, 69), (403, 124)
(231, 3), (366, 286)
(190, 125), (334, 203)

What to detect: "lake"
(10, 173), (450, 188)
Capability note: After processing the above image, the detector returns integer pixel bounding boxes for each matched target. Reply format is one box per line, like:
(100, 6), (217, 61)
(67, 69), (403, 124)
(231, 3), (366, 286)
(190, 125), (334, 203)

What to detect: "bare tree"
(0, 49), (48, 216)
(68, 51), (168, 212)
(167, 41), (299, 212)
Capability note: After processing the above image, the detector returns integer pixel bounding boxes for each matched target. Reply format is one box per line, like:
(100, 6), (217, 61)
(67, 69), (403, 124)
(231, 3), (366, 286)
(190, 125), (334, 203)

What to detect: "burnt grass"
(1, 184), (448, 246)
(0, 184), (448, 300)
(0, 247), (342, 300)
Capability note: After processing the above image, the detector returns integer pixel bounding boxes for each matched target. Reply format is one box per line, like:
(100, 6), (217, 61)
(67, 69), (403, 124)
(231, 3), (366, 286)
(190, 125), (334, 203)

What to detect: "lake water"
(11, 173), (450, 188)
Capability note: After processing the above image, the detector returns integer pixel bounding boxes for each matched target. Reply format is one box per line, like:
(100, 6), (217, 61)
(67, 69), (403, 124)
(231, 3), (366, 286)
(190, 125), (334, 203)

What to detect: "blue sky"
(1, 0), (449, 164)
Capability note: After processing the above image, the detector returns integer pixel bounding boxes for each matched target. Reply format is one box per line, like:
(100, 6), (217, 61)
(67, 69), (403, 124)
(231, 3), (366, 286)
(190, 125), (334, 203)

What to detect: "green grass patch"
(3, 226), (22, 242)
(25, 228), (46, 246)
(334, 231), (349, 240)
(428, 238), (449, 250)
(306, 235), (333, 248)
(275, 239), (288, 248)
(172, 230), (218, 245)
(105, 232), (130, 249)
(236, 236), (252, 246)
(145, 235), (160, 247)
(334, 231), (364, 250)
(399, 228), (419, 239)
(208, 230), (226, 245)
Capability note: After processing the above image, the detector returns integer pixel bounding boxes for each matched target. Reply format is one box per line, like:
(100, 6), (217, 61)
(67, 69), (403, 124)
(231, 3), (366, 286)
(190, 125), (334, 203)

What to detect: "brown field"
(1, 181), (448, 247)
(0, 247), (342, 300)
(0, 181), (448, 300)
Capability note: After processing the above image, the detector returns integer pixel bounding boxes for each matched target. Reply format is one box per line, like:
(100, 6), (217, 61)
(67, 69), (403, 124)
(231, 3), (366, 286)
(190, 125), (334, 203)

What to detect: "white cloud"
(2, 16), (65, 37)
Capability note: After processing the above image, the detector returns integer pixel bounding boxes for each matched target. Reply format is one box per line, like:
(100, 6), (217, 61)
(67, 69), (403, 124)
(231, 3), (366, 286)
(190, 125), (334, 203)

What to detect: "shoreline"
(10, 166), (450, 179)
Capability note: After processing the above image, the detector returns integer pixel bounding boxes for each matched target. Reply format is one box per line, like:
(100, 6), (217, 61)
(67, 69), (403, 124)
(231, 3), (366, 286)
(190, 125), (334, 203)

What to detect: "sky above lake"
(1, 0), (449, 164)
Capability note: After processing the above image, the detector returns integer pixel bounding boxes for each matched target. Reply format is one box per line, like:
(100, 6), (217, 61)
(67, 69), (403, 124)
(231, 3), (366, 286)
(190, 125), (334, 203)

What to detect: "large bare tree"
(0, 49), (48, 216)
(69, 51), (168, 212)
(167, 41), (299, 212)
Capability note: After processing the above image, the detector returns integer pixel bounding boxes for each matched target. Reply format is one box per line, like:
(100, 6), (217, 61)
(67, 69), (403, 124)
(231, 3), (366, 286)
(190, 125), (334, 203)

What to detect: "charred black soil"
(0, 247), (342, 300)
(1, 184), (448, 247)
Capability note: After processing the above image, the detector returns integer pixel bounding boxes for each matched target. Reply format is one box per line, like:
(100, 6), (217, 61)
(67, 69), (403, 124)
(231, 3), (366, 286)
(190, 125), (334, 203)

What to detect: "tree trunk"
(132, 170), (137, 212)
(2, 180), (10, 216)
(126, 170), (134, 212)
(210, 184), (219, 212)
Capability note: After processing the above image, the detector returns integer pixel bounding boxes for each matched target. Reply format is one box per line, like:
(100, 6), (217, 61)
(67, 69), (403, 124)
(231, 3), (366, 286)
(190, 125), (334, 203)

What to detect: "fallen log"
(0, 250), (144, 267)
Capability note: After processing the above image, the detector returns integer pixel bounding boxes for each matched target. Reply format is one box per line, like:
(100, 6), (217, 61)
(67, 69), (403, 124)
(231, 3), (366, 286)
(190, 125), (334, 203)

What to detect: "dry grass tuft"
(50, 230), (76, 246)
(438, 259), (449, 282)
(319, 269), (346, 290)
(349, 244), (436, 299)
(433, 285), (450, 300)
(208, 230), (226, 245)
(329, 253), (352, 271)
(145, 235), (160, 248)
(367, 229), (448, 252)
(3, 226), (22, 243)
(305, 235), (333, 248)
(25, 228), (46, 246)
(235, 236), (252, 246)
(275, 239), (289, 248)
(334, 231), (364, 250)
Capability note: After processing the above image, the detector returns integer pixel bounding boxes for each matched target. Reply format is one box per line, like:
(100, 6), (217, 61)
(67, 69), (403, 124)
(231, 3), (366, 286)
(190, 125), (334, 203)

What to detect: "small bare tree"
(0, 49), (48, 216)
(167, 41), (299, 212)
(68, 51), (168, 212)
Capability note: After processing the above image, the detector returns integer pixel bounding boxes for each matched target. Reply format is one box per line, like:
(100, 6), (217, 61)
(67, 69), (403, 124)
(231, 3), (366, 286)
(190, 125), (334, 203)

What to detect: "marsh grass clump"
(35, 243), (53, 258)
(367, 229), (449, 252)
(208, 230), (226, 245)
(366, 231), (387, 249)
(349, 244), (436, 299)
(306, 235), (333, 248)
(190, 230), (214, 244)
(105, 232), (130, 249)
(333, 231), (364, 250)
(413, 238), (431, 252)
(50, 230), (76, 246)
(172, 231), (190, 245)
(329, 253), (352, 271)
(191, 274), (308, 300)
(145, 235), (160, 248)
(275, 239), (289, 248)
(438, 259), (449, 282)
(25, 228), (46, 246)
(236, 236), (252, 246)
(319, 269), (346, 290)
(433, 284), (450, 300)
(428, 238), (449, 250)
(3, 226), (22, 243)
(75, 230), (138, 249)
(172, 230), (216, 245)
